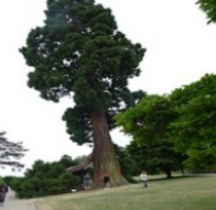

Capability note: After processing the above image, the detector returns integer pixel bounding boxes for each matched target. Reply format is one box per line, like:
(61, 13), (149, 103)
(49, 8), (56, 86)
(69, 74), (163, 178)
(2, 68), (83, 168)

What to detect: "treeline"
(3, 155), (86, 198)
(116, 74), (216, 175)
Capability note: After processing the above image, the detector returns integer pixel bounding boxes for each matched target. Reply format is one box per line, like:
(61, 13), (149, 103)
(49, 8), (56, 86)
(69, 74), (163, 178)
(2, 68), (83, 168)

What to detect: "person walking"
(140, 171), (148, 188)
(0, 184), (9, 206)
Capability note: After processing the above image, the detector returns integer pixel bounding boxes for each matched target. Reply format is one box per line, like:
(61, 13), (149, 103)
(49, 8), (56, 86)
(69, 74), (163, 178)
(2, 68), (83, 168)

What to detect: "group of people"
(82, 173), (111, 190)
(82, 171), (148, 190)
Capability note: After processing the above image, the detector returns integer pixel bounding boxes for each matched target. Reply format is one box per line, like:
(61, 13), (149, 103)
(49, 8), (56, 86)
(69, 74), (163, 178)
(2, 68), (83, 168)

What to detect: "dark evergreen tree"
(10, 159), (80, 198)
(20, 0), (145, 187)
(196, 0), (216, 23)
(0, 132), (27, 169)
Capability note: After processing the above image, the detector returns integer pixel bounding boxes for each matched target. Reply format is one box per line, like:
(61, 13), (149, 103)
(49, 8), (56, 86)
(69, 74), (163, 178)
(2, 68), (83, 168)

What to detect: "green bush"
(9, 157), (82, 198)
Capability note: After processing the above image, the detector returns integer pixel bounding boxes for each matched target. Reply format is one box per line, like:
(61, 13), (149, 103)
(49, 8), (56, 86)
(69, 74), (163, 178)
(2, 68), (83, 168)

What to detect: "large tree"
(0, 132), (27, 170)
(169, 74), (216, 171)
(115, 95), (185, 178)
(20, 0), (145, 187)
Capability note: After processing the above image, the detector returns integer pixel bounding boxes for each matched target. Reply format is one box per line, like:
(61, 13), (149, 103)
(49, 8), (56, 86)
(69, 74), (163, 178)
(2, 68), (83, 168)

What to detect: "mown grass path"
(35, 174), (216, 210)
(4, 174), (216, 210)
(2, 195), (36, 210)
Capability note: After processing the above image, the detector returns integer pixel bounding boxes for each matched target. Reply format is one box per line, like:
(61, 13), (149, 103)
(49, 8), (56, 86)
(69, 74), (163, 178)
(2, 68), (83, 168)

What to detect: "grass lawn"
(35, 175), (216, 210)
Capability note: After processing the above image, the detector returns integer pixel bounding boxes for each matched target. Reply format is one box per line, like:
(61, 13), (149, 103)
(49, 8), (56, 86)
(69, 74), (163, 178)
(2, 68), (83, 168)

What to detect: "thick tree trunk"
(165, 169), (172, 179)
(180, 166), (184, 175)
(90, 109), (127, 188)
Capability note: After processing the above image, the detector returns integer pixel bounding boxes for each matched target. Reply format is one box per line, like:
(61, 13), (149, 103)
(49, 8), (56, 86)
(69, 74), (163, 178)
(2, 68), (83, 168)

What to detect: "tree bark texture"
(90, 109), (127, 188)
(66, 153), (93, 172)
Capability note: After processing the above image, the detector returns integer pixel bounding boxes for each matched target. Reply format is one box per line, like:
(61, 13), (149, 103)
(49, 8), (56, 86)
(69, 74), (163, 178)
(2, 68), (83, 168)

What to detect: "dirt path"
(2, 194), (37, 210)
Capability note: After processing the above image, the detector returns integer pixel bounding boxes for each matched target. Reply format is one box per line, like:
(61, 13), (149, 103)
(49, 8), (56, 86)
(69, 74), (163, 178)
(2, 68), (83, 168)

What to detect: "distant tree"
(196, 0), (216, 23)
(169, 74), (216, 171)
(128, 140), (186, 177)
(0, 132), (27, 170)
(115, 95), (185, 178)
(20, 0), (145, 187)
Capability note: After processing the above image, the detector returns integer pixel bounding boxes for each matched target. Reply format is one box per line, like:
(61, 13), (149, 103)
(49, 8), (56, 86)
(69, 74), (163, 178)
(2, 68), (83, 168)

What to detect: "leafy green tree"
(196, 0), (216, 23)
(169, 74), (216, 171)
(115, 95), (184, 178)
(20, 0), (145, 187)
(0, 132), (27, 169)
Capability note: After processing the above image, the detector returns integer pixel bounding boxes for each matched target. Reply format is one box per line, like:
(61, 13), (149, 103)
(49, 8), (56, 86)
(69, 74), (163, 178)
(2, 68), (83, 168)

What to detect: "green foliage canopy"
(10, 156), (81, 198)
(20, 0), (145, 145)
(116, 74), (216, 172)
(170, 74), (216, 170)
(115, 95), (176, 144)
(197, 0), (216, 23)
(115, 95), (183, 177)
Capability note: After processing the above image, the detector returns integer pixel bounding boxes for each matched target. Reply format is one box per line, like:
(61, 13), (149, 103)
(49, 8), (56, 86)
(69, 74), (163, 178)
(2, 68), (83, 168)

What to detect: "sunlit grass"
(35, 175), (216, 210)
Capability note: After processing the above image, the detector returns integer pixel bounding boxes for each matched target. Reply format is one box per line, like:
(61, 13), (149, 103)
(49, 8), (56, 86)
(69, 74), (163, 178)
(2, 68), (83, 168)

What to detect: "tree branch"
(66, 153), (93, 172)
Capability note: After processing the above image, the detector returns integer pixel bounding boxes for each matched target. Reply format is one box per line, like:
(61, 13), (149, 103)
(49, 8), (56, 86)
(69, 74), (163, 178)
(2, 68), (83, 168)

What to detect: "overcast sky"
(0, 0), (216, 175)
